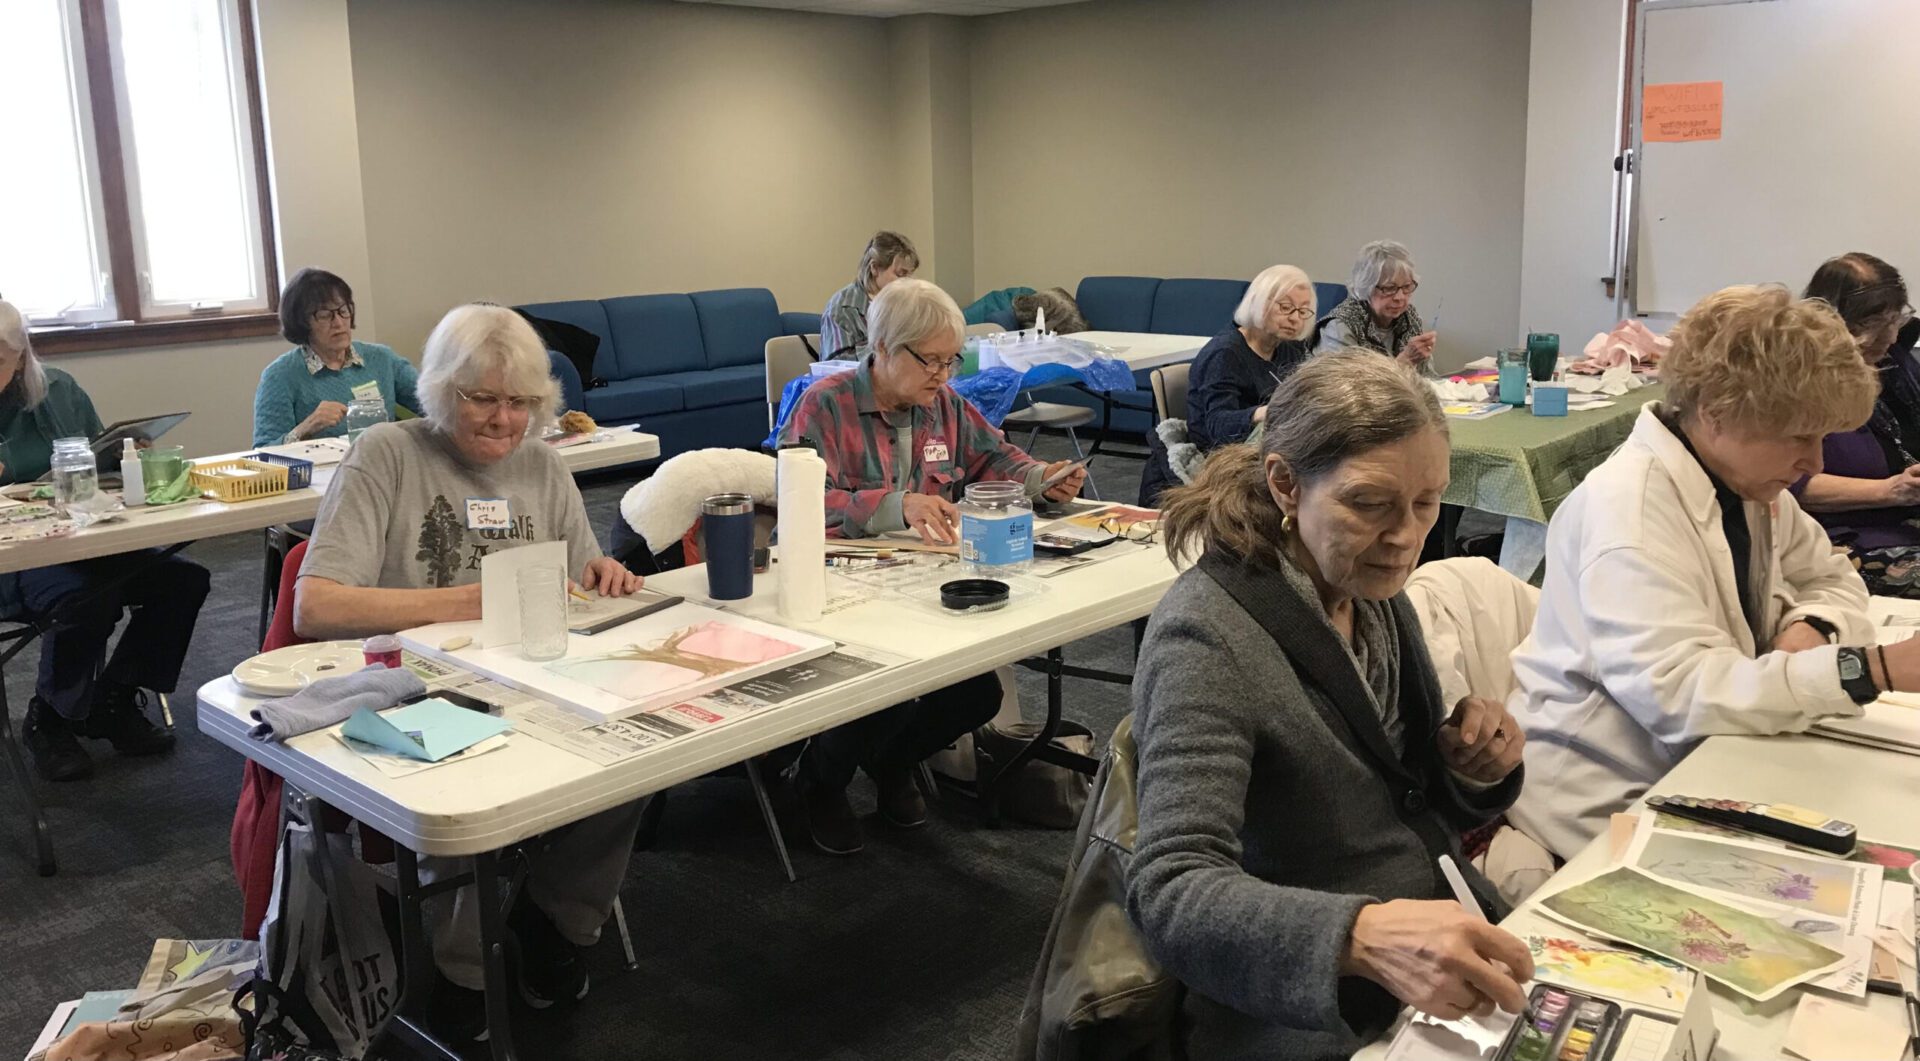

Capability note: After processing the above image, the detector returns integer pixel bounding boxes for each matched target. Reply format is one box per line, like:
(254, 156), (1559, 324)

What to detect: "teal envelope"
(341, 698), (512, 762)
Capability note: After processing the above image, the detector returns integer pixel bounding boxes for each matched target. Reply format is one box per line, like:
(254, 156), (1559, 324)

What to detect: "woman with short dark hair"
(1792, 253), (1920, 593)
(820, 231), (919, 360)
(252, 267), (419, 446)
(1129, 350), (1531, 1058)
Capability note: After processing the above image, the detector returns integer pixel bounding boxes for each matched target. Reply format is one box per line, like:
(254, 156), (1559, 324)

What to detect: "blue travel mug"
(702, 493), (755, 600)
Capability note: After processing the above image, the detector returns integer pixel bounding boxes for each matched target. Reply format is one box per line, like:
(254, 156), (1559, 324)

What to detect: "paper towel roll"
(776, 447), (827, 621)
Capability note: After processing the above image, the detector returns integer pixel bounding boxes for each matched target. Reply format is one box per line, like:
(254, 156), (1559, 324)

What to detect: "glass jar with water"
(50, 437), (99, 511)
(343, 397), (388, 444)
(959, 481), (1033, 576)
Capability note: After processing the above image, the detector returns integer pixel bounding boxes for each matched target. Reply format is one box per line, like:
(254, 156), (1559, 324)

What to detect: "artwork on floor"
(1537, 867), (1846, 1001)
(1525, 934), (1696, 1012)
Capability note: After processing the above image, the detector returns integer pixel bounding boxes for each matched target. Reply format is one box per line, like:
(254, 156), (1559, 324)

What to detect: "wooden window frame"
(33, 0), (280, 355)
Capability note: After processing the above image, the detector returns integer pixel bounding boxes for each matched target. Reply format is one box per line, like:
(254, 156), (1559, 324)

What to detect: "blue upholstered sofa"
(519, 288), (820, 460)
(1035, 275), (1348, 435)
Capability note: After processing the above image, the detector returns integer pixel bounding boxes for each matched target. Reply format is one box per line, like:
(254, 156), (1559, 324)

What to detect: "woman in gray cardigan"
(1127, 350), (1533, 1059)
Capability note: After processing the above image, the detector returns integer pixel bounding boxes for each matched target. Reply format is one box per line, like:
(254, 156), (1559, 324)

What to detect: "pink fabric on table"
(1568, 319), (1670, 375)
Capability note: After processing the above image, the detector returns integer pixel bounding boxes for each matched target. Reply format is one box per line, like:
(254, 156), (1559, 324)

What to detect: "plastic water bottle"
(120, 437), (146, 507)
(51, 437), (98, 511)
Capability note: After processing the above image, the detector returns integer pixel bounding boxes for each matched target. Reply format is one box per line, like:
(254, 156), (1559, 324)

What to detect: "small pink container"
(362, 634), (404, 670)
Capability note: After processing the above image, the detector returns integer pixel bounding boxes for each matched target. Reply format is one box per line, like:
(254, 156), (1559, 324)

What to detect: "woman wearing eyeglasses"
(290, 303), (644, 1039)
(777, 277), (1084, 856)
(1315, 241), (1437, 376)
(251, 267), (420, 446)
(1791, 253), (1920, 595)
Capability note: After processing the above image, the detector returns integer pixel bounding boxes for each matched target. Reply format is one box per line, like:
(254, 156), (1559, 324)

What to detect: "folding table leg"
(980, 648), (1068, 826)
(471, 849), (522, 1061)
(0, 683), (54, 876)
(745, 760), (797, 884)
(389, 847), (467, 1061)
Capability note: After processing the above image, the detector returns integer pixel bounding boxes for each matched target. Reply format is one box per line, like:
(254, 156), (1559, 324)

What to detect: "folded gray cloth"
(249, 664), (426, 741)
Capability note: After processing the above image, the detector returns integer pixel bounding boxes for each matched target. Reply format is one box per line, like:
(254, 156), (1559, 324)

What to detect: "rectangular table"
(1446, 385), (1663, 577)
(1070, 330), (1212, 373)
(197, 539), (1178, 1058)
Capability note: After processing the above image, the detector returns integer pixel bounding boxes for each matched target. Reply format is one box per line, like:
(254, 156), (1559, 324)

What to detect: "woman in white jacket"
(1509, 286), (1920, 859)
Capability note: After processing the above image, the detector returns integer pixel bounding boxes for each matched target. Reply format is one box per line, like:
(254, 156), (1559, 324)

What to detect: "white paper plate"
(233, 641), (368, 697)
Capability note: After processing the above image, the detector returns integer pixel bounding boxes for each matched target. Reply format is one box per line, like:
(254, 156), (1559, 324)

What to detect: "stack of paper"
(1813, 693), (1920, 756)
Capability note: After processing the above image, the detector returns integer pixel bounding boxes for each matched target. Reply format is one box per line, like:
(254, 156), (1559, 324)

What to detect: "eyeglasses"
(1373, 282), (1418, 299)
(457, 389), (545, 415)
(1270, 300), (1315, 321)
(1098, 515), (1159, 543)
(310, 303), (355, 324)
(902, 344), (964, 375)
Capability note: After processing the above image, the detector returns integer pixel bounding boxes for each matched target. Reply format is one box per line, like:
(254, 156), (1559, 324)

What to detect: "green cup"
(1526, 332), (1560, 381)
(138, 445), (186, 489)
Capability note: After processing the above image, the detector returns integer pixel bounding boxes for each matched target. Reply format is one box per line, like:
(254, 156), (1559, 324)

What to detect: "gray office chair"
(1150, 362), (1190, 424)
(764, 334), (821, 430)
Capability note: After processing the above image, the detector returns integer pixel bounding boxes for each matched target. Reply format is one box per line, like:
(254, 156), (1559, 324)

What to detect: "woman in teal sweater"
(0, 301), (208, 782)
(252, 268), (419, 446)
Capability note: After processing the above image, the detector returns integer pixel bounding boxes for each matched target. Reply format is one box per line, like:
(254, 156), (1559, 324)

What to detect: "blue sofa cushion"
(603, 294), (706, 379)
(1314, 281), (1349, 319)
(651, 365), (763, 410)
(1075, 277), (1161, 333)
(516, 300), (613, 379)
(691, 289), (784, 370)
(1150, 278), (1249, 336)
(782, 310), (821, 337)
(583, 378), (685, 422)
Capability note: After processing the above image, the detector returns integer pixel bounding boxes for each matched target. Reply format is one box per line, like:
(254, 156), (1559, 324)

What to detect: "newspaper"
(513, 641), (914, 766)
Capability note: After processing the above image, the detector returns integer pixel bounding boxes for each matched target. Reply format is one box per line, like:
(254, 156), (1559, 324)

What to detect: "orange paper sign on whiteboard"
(1643, 81), (1723, 142)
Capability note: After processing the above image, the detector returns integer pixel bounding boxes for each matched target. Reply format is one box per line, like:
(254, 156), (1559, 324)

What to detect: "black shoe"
(23, 698), (93, 782)
(507, 895), (589, 1009)
(873, 768), (928, 829)
(75, 683), (174, 756)
(798, 781), (865, 855)
(430, 978), (492, 1048)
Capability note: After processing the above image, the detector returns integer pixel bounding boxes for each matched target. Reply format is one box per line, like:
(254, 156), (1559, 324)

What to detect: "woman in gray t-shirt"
(297, 304), (644, 1034)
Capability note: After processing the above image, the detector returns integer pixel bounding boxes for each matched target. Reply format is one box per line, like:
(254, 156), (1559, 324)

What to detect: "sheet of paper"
(28, 999), (80, 1059)
(1625, 816), (1880, 923)
(479, 539), (567, 648)
(1610, 1012), (1680, 1061)
(1526, 932), (1694, 1013)
(1643, 80), (1723, 142)
(254, 437), (351, 467)
(340, 698), (512, 761)
(335, 732), (510, 778)
(1783, 995), (1907, 1061)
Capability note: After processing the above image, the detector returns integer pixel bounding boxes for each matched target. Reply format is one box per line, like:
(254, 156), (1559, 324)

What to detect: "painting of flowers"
(1634, 829), (1859, 918)
(1527, 934), (1695, 1011)
(1538, 867), (1844, 1001)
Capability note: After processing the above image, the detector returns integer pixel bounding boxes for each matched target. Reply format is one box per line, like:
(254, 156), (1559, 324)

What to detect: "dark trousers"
(802, 672), (1002, 791)
(17, 550), (211, 720)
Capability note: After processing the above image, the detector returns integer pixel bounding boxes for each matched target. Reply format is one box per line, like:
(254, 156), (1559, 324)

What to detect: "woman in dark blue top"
(1139, 266), (1319, 506)
(1187, 264), (1318, 449)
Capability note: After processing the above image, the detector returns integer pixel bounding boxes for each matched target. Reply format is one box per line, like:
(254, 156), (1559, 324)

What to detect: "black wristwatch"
(1800, 616), (1840, 643)
(1836, 646), (1879, 705)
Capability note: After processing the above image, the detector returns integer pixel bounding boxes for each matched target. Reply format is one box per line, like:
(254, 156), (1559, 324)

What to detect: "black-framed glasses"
(902, 344), (963, 375)
(457, 389), (545, 415)
(310, 302), (355, 324)
(1098, 515), (1159, 543)
(1373, 282), (1418, 299)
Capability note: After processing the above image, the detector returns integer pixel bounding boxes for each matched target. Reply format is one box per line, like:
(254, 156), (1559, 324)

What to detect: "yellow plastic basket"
(189, 458), (290, 503)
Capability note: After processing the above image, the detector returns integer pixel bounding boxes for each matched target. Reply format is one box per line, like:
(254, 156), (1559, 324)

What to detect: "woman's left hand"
(1436, 696), (1524, 784)
(1401, 331), (1437, 366)
(580, 556), (644, 598)
(1041, 460), (1088, 502)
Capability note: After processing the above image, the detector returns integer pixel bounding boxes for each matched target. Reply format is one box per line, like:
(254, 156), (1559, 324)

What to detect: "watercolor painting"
(1526, 935), (1695, 1012)
(1653, 810), (1916, 886)
(1633, 829), (1859, 918)
(1538, 867), (1844, 1001)
(548, 622), (805, 701)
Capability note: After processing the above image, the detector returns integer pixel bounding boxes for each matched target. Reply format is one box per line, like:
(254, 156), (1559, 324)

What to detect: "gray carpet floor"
(0, 435), (1147, 1061)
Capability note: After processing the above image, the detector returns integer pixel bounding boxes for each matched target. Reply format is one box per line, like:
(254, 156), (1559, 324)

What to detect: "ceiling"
(674, 0), (1092, 17)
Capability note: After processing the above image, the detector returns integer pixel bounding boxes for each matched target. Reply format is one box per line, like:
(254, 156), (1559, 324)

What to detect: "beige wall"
(888, 15), (975, 302)
(347, 0), (903, 359)
(55, 0), (374, 457)
(968, 0), (1533, 370)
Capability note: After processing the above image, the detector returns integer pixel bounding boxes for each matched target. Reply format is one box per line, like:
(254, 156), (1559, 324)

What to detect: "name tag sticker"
(350, 380), (382, 402)
(923, 441), (950, 464)
(466, 498), (510, 530)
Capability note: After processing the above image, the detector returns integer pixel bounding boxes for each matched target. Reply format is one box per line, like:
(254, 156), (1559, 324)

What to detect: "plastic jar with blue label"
(959, 481), (1033, 576)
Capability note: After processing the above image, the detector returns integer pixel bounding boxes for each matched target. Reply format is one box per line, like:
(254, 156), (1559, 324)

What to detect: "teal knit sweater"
(251, 341), (420, 447)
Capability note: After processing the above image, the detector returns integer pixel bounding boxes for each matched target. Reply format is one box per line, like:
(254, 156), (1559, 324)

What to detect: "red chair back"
(262, 540), (311, 652)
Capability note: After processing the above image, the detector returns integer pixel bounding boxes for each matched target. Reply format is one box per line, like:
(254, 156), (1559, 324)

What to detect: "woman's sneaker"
(507, 897), (589, 1008)
(22, 698), (92, 781)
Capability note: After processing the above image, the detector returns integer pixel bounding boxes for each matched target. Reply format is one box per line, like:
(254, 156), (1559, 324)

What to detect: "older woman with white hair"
(821, 230), (920, 360)
(295, 302), (644, 1036)
(1316, 240), (1438, 375)
(0, 301), (205, 782)
(1188, 265), (1318, 449)
(778, 277), (1084, 855)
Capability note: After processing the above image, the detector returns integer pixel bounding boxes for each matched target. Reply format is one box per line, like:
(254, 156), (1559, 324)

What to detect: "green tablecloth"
(1446, 385), (1663, 524)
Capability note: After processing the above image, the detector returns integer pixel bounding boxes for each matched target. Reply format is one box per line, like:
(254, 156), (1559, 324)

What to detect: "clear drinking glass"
(50, 437), (98, 510)
(517, 564), (569, 661)
(343, 397), (388, 444)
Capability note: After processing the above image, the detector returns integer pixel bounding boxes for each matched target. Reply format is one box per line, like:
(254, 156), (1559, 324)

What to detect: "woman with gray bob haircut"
(1316, 240), (1438, 375)
(821, 229), (920, 360)
(1126, 351), (1531, 1057)
(292, 302), (645, 1032)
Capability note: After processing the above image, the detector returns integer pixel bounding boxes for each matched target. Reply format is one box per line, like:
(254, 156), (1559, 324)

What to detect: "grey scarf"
(1273, 548), (1406, 756)
(1324, 296), (1425, 361)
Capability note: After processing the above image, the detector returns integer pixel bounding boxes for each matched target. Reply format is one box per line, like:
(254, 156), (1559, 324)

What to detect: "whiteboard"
(1630, 0), (1920, 318)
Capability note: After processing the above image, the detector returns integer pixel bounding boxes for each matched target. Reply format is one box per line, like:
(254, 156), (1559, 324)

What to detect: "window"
(0, 0), (278, 352)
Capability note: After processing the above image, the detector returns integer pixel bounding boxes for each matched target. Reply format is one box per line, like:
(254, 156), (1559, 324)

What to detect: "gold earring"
(1280, 513), (1294, 534)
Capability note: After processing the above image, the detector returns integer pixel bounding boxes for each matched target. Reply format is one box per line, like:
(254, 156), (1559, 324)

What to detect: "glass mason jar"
(959, 480), (1033, 576)
(50, 436), (99, 511)
(343, 396), (388, 444)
